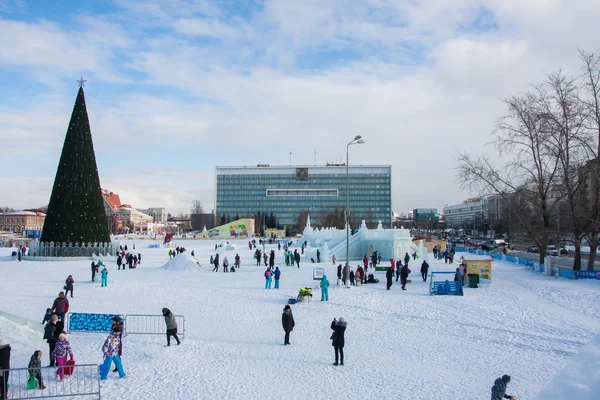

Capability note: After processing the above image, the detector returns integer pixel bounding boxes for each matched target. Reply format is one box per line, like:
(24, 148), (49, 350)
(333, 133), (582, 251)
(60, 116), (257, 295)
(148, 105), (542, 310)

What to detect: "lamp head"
(354, 135), (362, 140)
(357, 139), (366, 144)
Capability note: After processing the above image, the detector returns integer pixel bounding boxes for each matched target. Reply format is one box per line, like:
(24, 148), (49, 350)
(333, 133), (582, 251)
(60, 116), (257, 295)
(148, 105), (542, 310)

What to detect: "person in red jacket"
(51, 292), (69, 322)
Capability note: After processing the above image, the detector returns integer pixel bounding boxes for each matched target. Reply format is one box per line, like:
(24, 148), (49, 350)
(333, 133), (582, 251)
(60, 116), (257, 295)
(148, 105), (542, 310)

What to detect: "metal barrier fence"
(31, 241), (117, 258)
(0, 364), (100, 399)
(124, 314), (185, 338)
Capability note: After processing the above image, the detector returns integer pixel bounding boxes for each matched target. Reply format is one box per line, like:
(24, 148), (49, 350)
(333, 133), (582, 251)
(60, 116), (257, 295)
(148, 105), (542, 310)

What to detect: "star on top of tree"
(77, 77), (87, 88)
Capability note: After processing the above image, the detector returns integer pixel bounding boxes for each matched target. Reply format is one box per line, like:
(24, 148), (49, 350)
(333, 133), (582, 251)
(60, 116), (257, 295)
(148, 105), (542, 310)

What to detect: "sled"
(64, 359), (75, 376)
(26, 376), (39, 390)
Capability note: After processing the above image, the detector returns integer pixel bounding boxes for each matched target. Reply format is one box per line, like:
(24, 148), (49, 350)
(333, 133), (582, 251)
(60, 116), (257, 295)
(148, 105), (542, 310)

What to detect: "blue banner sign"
(574, 271), (600, 280)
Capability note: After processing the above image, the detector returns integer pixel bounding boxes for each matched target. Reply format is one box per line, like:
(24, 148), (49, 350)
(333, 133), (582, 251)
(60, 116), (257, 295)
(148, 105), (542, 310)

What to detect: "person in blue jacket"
(320, 275), (330, 301)
(101, 266), (108, 287)
(273, 267), (281, 289)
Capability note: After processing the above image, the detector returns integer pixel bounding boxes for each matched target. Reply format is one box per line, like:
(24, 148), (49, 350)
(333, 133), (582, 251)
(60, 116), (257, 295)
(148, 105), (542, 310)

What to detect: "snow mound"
(226, 243), (237, 250)
(535, 332), (600, 399)
(161, 253), (201, 272)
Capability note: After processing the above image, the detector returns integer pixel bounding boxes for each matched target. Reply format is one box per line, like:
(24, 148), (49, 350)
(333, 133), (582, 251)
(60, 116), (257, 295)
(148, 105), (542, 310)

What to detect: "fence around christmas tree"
(29, 241), (118, 258)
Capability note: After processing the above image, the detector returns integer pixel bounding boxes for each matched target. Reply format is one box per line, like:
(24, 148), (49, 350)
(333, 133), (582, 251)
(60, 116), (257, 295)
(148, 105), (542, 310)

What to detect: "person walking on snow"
(235, 253), (240, 268)
(316, 249), (321, 263)
(320, 275), (330, 301)
(51, 333), (73, 381)
(356, 265), (364, 286)
(395, 260), (402, 282)
(101, 266), (108, 287)
(332, 254), (336, 265)
(223, 256), (229, 273)
(400, 264), (411, 290)
(331, 317), (347, 366)
(420, 260), (429, 282)
(294, 250), (301, 268)
(386, 267), (393, 290)
(28, 350), (46, 389)
(491, 375), (517, 400)
(91, 261), (97, 281)
(264, 267), (273, 289)
(212, 254), (220, 272)
(51, 292), (69, 322)
(99, 326), (126, 380)
(43, 315), (57, 366)
(162, 308), (181, 346)
(404, 252), (410, 267)
(64, 275), (74, 298)
(282, 305), (295, 345)
(273, 267), (281, 289)
(336, 264), (342, 285)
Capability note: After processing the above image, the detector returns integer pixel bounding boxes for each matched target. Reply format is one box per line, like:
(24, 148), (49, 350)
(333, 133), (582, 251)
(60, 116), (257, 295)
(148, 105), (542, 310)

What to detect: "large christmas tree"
(40, 83), (110, 244)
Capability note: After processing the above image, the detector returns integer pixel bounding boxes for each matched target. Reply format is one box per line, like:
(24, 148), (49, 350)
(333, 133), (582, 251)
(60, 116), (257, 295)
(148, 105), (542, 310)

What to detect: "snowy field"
(1, 238), (600, 399)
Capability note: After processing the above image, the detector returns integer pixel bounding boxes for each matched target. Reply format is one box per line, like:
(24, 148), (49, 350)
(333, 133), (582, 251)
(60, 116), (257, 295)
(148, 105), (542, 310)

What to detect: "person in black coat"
(0, 339), (11, 400)
(400, 264), (411, 290)
(336, 264), (342, 285)
(331, 318), (347, 366)
(281, 305), (295, 345)
(420, 260), (429, 282)
(395, 260), (402, 282)
(385, 267), (393, 290)
(294, 250), (301, 268)
(91, 261), (97, 281)
(43, 315), (57, 366)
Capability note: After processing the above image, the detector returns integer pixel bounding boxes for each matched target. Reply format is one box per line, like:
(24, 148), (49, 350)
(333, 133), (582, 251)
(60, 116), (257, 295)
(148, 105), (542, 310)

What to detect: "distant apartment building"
(0, 210), (46, 237)
(443, 196), (504, 231)
(138, 207), (167, 223)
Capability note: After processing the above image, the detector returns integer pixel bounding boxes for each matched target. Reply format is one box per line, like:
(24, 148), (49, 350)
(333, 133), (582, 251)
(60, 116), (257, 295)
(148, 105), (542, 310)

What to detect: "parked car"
(559, 246), (568, 255)
(546, 245), (559, 256)
(527, 246), (540, 253)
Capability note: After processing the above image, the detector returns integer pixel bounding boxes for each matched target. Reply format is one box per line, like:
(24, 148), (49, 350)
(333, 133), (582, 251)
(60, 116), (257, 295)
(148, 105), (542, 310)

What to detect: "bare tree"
(579, 49), (600, 269)
(457, 92), (561, 264)
(536, 71), (594, 269)
(190, 200), (204, 215)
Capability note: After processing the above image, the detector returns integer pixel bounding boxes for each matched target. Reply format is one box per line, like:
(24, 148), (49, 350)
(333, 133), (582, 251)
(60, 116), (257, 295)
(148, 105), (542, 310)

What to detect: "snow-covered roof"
(2, 211), (45, 217)
(459, 254), (492, 261)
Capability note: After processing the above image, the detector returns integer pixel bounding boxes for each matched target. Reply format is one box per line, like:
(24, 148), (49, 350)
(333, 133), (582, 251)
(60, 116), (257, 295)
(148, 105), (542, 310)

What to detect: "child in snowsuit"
(28, 350), (46, 389)
(320, 275), (330, 301)
(51, 333), (73, 380)
(101, 266), (108, 287)
(264, 268), (273, 289)
(99, 326), (126, 380)
(162, 308), (180, 346)
(41, 308), (52, 324)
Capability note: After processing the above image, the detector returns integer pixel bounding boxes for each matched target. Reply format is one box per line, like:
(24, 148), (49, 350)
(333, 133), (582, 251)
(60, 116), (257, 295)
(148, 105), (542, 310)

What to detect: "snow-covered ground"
(1, 239), (600, 399)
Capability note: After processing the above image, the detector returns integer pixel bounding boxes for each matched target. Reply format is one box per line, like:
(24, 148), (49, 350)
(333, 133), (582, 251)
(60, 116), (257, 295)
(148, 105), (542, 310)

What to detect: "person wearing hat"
(28, 350), (46, 390)
(162, 308), (180, 346)
(281, 305), (295, 345)
(491, 375), (517, 400)
(0, 339), (10, 400)
(330, 317), (347, 366)
(99, 326), (126, 380)
(320, 275), (330, 301)
(43, 315), (58, 366)
(51, 333), (73, 381)
(110, 316), (124, 372)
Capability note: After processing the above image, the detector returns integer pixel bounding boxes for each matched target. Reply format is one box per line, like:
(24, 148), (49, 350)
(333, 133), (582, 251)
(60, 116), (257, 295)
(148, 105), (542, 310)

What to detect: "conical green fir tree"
(41, 86), (110, 244)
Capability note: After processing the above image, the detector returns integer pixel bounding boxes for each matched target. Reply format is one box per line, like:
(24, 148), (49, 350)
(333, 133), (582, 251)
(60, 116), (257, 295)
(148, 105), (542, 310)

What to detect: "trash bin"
(468, 274), (479, 288)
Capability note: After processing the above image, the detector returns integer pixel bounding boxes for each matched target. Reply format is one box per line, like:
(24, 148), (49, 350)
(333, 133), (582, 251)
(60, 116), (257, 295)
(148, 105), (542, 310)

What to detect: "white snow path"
(0, 241), (599, 399)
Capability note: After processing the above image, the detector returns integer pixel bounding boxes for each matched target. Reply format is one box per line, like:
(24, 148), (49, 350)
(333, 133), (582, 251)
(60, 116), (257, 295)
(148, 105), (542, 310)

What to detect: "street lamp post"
(346, 135), (366, 288)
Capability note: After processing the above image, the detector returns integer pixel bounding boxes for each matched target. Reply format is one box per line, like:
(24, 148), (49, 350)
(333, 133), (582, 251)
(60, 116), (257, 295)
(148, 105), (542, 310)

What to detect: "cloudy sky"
(0, 0), (599, 216)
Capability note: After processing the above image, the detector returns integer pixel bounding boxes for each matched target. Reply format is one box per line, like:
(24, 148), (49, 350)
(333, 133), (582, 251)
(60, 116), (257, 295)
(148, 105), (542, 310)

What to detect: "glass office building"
(215, 165), (392, 229)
